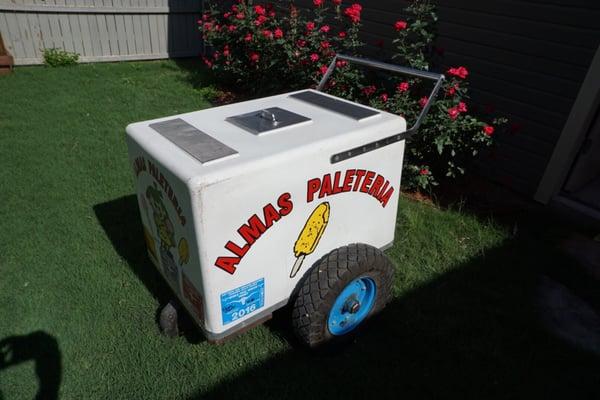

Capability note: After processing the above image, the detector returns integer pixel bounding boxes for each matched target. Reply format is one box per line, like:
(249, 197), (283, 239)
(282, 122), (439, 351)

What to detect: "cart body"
(126, 89), (407, 341)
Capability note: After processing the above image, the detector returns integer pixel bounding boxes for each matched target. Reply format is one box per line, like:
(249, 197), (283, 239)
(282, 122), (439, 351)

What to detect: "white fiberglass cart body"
(125, 55), (444, 343)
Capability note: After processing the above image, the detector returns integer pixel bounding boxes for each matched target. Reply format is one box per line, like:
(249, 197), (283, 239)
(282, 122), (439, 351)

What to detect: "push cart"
(125, 55), (444, 347)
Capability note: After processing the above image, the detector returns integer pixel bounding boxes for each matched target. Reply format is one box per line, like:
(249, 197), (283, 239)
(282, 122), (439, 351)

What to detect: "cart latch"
(226, 107), (311, 135)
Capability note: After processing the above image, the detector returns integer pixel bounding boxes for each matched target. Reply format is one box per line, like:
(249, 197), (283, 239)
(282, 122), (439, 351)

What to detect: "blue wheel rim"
(327, 277), (377, 336)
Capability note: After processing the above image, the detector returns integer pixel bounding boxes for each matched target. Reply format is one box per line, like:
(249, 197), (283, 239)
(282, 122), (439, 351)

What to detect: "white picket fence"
(0, 0), (204, 65)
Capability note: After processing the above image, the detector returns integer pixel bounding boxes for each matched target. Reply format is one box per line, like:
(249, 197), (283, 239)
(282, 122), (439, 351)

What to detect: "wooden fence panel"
(0, 0), (204, 64)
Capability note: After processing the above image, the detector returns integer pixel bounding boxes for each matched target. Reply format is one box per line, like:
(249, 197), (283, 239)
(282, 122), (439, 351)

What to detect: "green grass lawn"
(0, 61), (598, 399)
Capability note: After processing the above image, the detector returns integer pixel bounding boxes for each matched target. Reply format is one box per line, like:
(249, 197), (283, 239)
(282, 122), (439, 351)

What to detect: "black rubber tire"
(291, 243), (395, 348)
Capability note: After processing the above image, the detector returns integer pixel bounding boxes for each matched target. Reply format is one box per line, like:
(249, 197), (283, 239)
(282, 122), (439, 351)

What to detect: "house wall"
(0, 0), (203, 65)
(293, 0), (600, 195)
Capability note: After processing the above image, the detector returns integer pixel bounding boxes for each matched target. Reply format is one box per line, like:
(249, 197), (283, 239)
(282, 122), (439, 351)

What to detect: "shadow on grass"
(188, 233), (599, 399)
(0, 331), (61, 400)
(167, 58), (283, 102)
(93, 196), (599, 398)
(93, 195), (204, 344)
(167, 58), (215, 92)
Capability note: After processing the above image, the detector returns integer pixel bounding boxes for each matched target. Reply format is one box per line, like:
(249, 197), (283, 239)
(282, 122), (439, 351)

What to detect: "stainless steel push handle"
(317, 53), (445, 137)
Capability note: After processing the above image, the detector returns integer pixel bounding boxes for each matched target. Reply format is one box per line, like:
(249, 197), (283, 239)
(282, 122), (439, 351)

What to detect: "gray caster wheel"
(159, 300), (180, 338)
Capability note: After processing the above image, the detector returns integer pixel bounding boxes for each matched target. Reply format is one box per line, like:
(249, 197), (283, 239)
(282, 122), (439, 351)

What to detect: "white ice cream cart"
(125, 55), (444, 347)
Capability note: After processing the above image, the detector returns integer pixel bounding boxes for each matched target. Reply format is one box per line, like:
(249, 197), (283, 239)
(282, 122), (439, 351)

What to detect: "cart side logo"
(214, 192), (294, 274)
(213, 168), (395, 275)
(133, 155), (186, 226)
(307, 169), (395, 208)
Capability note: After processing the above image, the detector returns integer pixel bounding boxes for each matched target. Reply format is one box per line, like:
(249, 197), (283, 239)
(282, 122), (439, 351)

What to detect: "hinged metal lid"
(149, 118), (238, 164)
(226, 107), (312, 135)
(289, 91), (380, 121)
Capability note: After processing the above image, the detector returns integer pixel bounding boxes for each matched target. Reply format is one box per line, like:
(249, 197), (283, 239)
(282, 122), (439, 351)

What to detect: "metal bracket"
(318, 54), (445, 163)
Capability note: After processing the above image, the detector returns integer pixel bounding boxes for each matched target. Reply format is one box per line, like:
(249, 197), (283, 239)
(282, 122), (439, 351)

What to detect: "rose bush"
(200, 1), (362, 94)
(200, 0), (506, 191)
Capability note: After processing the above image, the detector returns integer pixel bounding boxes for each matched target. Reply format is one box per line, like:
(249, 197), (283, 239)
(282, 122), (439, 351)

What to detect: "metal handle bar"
(317, 54), (445, 137)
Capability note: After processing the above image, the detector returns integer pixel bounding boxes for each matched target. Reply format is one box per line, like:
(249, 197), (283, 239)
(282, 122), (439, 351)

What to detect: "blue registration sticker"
(220, 278), (265, 325)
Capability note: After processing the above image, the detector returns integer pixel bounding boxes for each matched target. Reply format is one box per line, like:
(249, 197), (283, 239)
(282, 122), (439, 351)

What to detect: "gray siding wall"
(0, 0), (203, 65)
(294, 0), (600, 195)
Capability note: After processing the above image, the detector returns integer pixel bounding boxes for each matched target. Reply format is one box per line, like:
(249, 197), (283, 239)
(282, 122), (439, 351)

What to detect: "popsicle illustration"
(290, 202), (330, 278)
(178, 237), (190, 265)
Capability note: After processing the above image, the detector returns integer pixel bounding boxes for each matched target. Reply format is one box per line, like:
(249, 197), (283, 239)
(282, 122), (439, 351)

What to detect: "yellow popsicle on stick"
(290, 202), (330, 278)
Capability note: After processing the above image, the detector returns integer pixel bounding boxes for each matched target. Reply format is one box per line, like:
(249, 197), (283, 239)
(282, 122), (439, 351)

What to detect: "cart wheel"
(159, 300), (180, 338)
(291, 243), (394, 348)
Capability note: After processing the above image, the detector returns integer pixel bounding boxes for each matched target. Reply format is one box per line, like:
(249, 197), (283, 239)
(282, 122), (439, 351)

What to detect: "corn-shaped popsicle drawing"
(290, 202), (330, 278)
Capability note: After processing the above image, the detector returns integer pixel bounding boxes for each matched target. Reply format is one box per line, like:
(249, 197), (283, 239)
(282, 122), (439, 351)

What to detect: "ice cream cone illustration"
(290, 202), (330, 278)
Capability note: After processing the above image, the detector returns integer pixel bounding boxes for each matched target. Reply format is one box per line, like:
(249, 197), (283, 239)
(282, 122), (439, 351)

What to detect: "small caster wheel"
(159, 300), (180, 338)
(291, 243), (394, 348)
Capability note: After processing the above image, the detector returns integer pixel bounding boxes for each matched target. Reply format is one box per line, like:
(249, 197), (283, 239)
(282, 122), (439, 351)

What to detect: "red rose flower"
(202, 56), (213, 68)
(306, 21), (316, 31)
(297, 39), (307, 47)
(396, 82), (409, 92)
(458, 101), (467, 113)
(446, 83), (459, 96)
(223, 12), (232, 18)
(394, 20), (408, 31)
(319, 65), (329, 75)
(483, 125), (495, 136)
(419, 168), (430, 176)
(333, 0), (342, 4)
(250, 52), (260, 63)
(228, 25), (236, 32)
(254, 15), (267, 25)
(254, 5), (266, 15)
(419, 96), (428, 108)
(380, 93), (389, 102)
(448, 107), (460, 120)
(235, 12), (245, 20)
(262, 29), (273, 39)
(344, 4), (362, 24)
(313, 0), (324, 7)
(338, 31), (347, 38)
(320, 25), (331, 33)
(244, 33), (253, 42)
(362, 85), (376, 97)
(447, 66), (469, 79)
(336, 60), (348, 68)
(274, 28), (284, 38)
(223, 45), (230, 57)
(231, 5), (238, 12)
(310, 53), (320, 62)
(320, 41), (330, 49)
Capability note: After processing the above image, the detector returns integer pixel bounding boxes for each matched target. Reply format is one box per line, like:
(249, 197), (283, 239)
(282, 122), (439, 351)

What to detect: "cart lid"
(127, 89), (406, 179)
